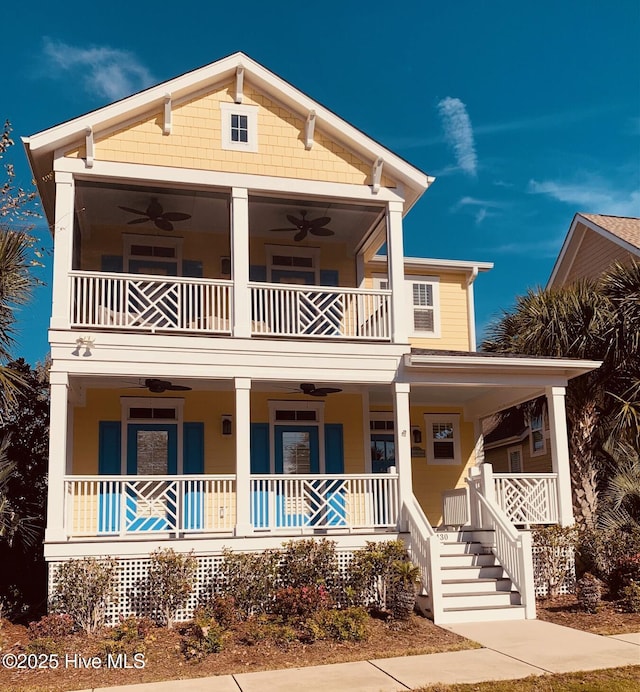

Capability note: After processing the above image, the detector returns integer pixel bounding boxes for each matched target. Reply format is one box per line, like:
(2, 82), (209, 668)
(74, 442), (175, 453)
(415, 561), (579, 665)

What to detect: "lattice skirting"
(48, 550), (357, 626)
(532, 545), (576, 597)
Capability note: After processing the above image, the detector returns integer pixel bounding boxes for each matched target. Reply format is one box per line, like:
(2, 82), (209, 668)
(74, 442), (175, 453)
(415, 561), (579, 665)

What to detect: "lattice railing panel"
(494, 474), (559, 525)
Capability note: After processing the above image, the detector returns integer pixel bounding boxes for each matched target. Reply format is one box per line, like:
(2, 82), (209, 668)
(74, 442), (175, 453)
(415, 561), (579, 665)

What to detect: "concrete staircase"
(433, 529), (527, 623)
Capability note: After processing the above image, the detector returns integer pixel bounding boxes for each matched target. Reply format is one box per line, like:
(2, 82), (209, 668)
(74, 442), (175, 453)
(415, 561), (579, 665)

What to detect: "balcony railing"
(250, 282), (391, 340)
(250, 474), (399, 531)
(494, 473), (559, 526)
(70, 271), (233, 333)
(64, 475), (236, 537)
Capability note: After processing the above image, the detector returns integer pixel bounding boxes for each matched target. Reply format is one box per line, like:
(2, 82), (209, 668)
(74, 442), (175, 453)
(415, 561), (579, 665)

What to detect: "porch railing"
(249, 282), (392, 340)
(249, 474), (399, 531)
(494, 473), (559, 526)
(70, 271), (233, 333)
(441, 487), (470, 526)
(64, 475), (236, 537)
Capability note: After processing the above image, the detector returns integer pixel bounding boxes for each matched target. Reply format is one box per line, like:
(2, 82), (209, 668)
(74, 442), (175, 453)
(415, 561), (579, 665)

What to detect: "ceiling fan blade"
(314, 387), (342, 395)
(167, 384), (192, 391)
(286, 214), (303, 226)
(155, 218), (174, 231)
(127, 218), (151, 225)
(146, 199), (163, 218)
(294, 229), (307, 242)
(299, 383), (316, 394)
(310, 390), (328, 396)
(119, 206), (148, 215)
(309, 216), (331, 227)
(269, 227), (298, 232)
(162, 212), (191, 222)
(310, 228), (335, 236)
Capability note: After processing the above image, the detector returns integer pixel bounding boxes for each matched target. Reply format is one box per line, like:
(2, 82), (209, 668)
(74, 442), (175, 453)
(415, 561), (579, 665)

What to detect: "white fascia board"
(372, 254), (494, 273)
(547, 213), (584, 288)
(404, 353), (602, 379)
(26, 52), (431, 201)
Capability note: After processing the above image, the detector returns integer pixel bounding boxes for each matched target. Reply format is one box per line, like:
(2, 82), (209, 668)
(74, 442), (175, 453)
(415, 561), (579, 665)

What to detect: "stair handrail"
(467, 480), (536, 618)
(402, 497), (443, 623)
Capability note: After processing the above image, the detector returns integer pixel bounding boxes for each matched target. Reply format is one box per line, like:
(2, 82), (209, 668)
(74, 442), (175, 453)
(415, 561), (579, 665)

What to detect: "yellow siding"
(566, 226), (637, 282)
(66, 82), (396, 188)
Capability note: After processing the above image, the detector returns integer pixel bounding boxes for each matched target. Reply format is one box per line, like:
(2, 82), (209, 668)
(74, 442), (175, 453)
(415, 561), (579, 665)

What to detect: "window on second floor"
(220, 103), (258, 152)
(408, 277), (440, 337)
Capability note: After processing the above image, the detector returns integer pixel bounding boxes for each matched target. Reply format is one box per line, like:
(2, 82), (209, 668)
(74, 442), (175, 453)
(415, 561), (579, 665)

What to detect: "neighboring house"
(548, 213), (640, 287)
(24, 53), (599, 624)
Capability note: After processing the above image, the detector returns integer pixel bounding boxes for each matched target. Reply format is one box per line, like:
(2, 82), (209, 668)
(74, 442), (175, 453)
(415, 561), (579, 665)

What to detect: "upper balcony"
(57, 179), (404, 344)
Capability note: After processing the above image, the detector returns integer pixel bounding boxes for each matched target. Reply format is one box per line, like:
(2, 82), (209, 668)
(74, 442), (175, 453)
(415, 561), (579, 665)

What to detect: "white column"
(473, 417), (485, 466)
(393, 382), (412, 528)
(361, 389), (371, 472)
(546, 386), (575, 526)
(386, 200), (408, 344)
(50, 171), (75, 330)
(234, 377), (253, 535)
(231, 188), (250, 338)
(46, 371), (69, 542)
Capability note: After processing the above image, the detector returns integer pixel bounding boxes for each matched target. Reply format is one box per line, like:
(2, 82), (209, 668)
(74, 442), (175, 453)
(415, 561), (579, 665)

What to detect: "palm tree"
(482, 260), (640, 527)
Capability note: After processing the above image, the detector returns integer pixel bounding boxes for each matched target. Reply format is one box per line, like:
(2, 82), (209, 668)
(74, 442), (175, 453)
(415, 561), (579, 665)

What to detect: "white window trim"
(408, 276), (441, 338)
(425, 413), (461, 465)
(123, 233), (183, 275)
(528, 412), (547, 457)
(120, 397), (185, 475)
(372, 274), (390, 291)
(507, 445), (523, 473)
(266, 244), (320, 284)
(220, 102), (258, 152)
(268, 400), (325, 474)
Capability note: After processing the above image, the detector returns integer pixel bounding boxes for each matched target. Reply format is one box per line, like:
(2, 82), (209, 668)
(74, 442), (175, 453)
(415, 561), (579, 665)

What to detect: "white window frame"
(123, 233), (183, 275)
(220, 102), (258, 152)
(266, 244), (320, 284)
(120, 397), (185, 475)
(507, 445), (523, 473)
(424, 413), (461, 465)
(268, 400), (325, 474)
(372, 274), (390, 291)
(529, 412), (547, 457)
(407, 276), (440, 338)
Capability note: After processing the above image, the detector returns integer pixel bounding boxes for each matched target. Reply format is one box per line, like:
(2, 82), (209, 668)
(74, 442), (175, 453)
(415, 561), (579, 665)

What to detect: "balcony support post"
(234, 377), (253, 535)
(394, 382), (412, 530)
(51, 171), (75, 330)
(46, 372), (69, 542)
(386, 200), (407, 343)
(546, 385), (575, 527)
(231, 188), (250, 338)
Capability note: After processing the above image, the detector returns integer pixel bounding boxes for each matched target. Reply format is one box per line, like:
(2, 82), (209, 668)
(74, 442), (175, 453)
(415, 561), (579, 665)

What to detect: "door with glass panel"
(126, 423), (177, 531)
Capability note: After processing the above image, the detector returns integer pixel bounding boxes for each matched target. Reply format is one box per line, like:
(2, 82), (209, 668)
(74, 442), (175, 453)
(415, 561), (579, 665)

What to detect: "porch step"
(440, 565), (504, 580)
(441, 590), (521, 608)
(441, 577), (513, 594)
(441, 604), (527, 623)
(439, 553), (497, 567)
(439, 541), (490, 556)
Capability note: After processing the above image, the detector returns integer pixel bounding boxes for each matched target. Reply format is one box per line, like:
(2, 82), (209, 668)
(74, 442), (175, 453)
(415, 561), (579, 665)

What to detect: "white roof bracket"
(304, 110), (316, 150)
(372, 157), (383, 193)
(84, 127), (94, 168)
(234, 65), (244, 104)
(163, 94), (172, 135)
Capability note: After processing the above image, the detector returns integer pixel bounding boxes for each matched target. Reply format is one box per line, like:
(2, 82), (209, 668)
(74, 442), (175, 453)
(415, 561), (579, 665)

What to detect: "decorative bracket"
(372, 157), (383, 193)
(163, 94), (172, 135)
(84, 127), (94, 168)
(234, 66), (244, 104)
(304, 110), (316, 150)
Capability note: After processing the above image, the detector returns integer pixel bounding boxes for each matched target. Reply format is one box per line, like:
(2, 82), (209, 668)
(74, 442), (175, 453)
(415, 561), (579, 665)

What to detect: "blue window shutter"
(101, 255), (123, 273)
(324, 424), (344, 474)
(182, 260), (203, 278)
(98, 421), (122, 475)
(183, 422), (205, 474)
(320, 269), (339, 286)
(249, 265), (267, 282)
(250, 423), (270, 473)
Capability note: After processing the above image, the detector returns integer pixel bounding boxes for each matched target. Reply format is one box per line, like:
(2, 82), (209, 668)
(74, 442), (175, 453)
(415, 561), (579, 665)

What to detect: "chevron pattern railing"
(494, 474), (559, 526)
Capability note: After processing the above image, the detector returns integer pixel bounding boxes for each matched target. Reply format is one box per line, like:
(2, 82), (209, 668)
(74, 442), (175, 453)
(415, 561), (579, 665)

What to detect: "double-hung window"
(425, 414), (461, 465)
(408, 277), (440, 337)
(529, 413), (546, 456)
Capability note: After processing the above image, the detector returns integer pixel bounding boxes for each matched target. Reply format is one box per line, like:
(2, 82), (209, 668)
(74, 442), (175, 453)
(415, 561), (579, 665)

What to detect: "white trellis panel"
(494, 474), (559, 526)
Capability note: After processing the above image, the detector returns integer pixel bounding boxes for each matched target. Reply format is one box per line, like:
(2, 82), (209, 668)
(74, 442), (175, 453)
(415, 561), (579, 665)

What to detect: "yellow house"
(24, 53), (599, 624)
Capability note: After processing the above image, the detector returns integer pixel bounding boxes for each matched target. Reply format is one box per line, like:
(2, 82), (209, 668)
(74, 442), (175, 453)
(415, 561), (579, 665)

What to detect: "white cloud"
(527, 178), (640, 216)
(42, 38), (155, 100)
(453, 196), (506, 225)
(437, 97), (477, 177)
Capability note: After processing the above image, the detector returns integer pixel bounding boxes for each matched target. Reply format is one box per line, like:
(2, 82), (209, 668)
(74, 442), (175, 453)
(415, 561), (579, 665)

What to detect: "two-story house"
(24, 53), (599, 624)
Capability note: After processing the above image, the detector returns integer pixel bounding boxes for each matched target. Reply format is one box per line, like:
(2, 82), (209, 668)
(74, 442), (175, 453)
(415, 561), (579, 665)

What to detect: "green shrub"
(27, 637), (62, 655)
(609, 553), (640, 597)
(533, 525), (579, 597)
(279, 539), (340, 594)
(389, 560), (420, 620)
(52, 557), (118, 634)
(194, 594), (239, 630)
(576, 573), (602, 613)
(148, 549), (197, 629)
(578, 525), (640, 580)
(235, 615), (297, 646)
(272, 585), (332, 621)
(110, 615), (155, 643)
(304, 607), (369, 642)
(619, 582), (640, 613)
(218, 548), (280, 618)
(180, 620), (224, 661)
(346, 540), (409, 610)
(27, 613), (75, 639)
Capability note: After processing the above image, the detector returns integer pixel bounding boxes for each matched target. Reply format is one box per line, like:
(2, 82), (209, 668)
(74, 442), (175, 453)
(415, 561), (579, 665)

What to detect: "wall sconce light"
(72, 336), (95, 357)
(412, 426), (422, 444)
(221, 415), (232, 436)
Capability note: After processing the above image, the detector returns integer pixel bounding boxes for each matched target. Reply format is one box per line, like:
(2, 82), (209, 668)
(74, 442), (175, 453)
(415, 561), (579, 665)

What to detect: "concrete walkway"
(76, 622), (640, 692)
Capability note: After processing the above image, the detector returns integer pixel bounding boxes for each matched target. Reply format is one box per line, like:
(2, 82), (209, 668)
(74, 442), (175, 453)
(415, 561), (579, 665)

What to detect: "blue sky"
(3, 0), (639, 365)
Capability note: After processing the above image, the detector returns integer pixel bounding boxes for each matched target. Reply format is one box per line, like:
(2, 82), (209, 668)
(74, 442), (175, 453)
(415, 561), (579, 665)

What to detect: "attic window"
(220, 103), (258, 152)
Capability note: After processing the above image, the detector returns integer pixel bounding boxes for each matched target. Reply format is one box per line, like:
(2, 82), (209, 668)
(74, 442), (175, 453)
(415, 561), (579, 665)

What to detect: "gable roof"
(24, 52), (433, 220)
(547, 212), (640, 287)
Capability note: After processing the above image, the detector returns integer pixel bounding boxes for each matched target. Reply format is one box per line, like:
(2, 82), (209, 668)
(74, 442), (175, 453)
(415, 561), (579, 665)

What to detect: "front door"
(126, 423), (178, 531)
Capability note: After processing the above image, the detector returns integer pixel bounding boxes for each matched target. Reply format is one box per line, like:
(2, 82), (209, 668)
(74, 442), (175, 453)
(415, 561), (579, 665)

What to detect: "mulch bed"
(0, 614), (474, 692)
(536, 594), (640, 635)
